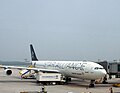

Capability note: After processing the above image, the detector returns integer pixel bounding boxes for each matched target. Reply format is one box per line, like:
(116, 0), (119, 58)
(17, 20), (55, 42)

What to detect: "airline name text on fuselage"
(35, 61), (88, 71)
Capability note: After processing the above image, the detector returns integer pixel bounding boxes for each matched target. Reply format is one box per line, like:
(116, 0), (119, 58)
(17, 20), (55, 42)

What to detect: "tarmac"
(0, 69), (120, 93)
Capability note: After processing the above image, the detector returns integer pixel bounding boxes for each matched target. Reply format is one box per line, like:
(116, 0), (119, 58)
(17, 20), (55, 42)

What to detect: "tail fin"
(30, 44), (38, 61)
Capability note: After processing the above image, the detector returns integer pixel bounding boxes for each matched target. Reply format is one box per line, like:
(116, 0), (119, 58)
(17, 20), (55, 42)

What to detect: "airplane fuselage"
(32, 61), (106, 80)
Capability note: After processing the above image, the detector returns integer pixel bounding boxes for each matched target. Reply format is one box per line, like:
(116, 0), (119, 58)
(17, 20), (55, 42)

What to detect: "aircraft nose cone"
(101, 69), (107, 76)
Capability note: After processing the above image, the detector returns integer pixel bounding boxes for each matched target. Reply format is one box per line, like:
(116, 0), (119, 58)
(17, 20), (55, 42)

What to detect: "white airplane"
(0, 44), (107, 87)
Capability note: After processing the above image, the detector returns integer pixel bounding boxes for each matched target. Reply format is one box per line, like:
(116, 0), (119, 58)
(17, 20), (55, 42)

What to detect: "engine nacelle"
(5, 69), (12, 75)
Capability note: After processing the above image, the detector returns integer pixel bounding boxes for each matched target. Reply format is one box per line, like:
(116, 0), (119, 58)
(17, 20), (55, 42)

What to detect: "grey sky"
(0, 0), (120, 61)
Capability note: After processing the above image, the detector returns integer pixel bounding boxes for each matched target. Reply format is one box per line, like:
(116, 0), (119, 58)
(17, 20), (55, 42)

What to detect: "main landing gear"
(64, 77), (71, 84)
(89, 80), (95, 87)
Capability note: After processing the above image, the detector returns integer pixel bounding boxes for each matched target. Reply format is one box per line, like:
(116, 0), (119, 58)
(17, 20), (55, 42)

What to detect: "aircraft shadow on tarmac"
(0, 76), (118, 88)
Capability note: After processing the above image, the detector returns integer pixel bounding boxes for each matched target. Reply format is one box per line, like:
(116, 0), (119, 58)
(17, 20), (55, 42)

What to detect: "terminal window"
(118, 64), (120, 71)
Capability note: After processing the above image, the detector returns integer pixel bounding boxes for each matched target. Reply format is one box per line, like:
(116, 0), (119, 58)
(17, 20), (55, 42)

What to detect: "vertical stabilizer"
(30, 44), (38, 61)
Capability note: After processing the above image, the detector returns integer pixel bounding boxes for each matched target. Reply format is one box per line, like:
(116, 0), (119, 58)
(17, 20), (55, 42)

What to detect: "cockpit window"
(94, 67), (104, 70)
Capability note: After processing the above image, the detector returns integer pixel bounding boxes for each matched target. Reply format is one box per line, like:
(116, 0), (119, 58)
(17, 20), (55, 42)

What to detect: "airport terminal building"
(98, 60), (120, 78)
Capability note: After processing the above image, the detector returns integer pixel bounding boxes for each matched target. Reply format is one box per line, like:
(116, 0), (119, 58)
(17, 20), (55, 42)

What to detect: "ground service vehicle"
(36, 72), (66, 85)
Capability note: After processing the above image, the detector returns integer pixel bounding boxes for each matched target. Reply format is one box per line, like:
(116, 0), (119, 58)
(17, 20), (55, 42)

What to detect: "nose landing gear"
(89, 80), (95, 87)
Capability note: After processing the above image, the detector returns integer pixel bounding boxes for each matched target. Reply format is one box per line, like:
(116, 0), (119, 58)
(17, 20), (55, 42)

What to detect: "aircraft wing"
(0, 65), (27, 70)
(0, 65), (60, 73)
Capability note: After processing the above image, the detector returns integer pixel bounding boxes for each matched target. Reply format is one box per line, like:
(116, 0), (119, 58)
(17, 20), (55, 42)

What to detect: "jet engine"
(5, 69), (12, 75)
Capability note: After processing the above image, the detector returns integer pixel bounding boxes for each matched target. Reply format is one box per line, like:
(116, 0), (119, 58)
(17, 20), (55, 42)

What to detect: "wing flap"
(27, 68), (60, 73)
